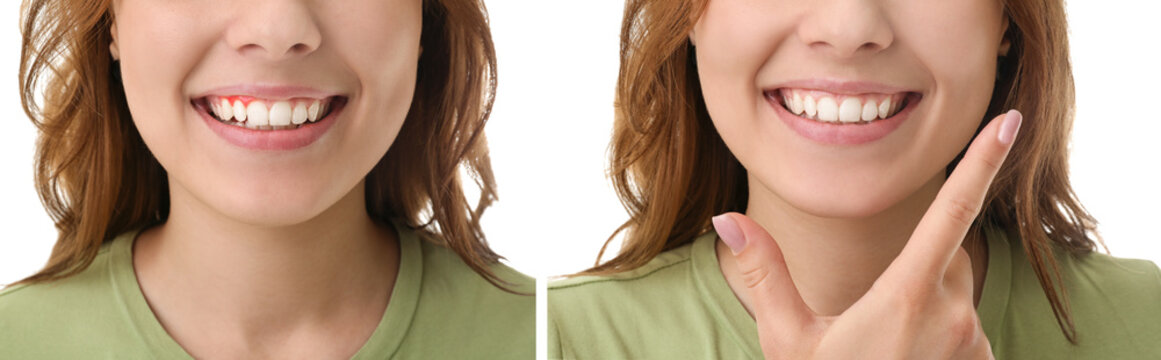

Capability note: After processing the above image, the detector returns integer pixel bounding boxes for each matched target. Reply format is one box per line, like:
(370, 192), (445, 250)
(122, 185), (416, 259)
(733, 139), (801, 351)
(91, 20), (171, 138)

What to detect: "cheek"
(328, 3), (422, 179)
(116, 3), (215, 163)
(695, 1), (793, 164)
(695, 0), (791, 109)
(904, 0), (1003, 168)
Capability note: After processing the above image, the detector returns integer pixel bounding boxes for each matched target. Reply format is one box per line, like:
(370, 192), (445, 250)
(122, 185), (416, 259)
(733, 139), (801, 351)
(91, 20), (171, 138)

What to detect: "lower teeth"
(215, 118), (304, 130)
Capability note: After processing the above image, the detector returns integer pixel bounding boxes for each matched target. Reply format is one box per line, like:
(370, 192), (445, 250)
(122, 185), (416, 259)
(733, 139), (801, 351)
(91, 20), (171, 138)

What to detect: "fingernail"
(712, 214), (745, 255)
(997, 109), (1022, 145)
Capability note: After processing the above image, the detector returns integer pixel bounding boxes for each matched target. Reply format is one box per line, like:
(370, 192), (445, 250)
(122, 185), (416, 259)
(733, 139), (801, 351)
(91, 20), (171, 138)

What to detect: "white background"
(2, 1), (1159, 287)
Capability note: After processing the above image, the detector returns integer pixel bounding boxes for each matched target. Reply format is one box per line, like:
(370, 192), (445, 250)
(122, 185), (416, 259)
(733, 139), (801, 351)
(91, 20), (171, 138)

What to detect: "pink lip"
(771, 78), (914, 96)
(194, 97), (345, 151)
(194, 84), (341, 100)
(766, 90), (921, 145)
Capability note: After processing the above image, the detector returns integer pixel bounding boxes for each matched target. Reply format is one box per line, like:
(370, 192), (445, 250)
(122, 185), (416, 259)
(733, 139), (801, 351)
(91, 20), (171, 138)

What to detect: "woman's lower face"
(111, 0), (422, 226)
(693, 0), (1008, 218)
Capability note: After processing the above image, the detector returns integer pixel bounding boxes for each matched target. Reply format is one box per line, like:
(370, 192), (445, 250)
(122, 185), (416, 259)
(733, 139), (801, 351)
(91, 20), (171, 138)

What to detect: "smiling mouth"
(766, 88), (920, 124)
(193, 95), (347, 130)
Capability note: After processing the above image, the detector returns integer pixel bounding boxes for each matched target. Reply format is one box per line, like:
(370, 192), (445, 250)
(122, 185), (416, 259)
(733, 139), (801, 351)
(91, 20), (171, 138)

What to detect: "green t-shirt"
(549, 225), (1161, 359)
(0, 226), (534, 359)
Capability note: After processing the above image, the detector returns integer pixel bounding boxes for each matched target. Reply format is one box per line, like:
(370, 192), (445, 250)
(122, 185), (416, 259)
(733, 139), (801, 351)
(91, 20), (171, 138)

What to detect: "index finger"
(885, 110), (1022, 285)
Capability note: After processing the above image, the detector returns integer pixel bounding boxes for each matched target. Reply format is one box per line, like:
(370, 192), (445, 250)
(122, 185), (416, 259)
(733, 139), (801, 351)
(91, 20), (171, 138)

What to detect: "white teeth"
(292, 103), (308, 125)
(838, 98), (861, 123)
(206, 96), (333, 128)
(246, 100), (269, 126)
(816, 97), (838, 122)
(268, 101), (292, 126)
(779, 89), (906, 123)
(803, 95), (817, 117)
(790, 91), (804, 115)
(233, 100), (247, 122)
(218, 98), (234, 121)
(307, 100), (321, 122)
(861, 101), (878, 121)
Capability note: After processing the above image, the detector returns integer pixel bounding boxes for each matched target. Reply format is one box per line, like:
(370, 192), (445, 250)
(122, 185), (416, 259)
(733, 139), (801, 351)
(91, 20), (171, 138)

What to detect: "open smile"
(192, 95), (349, 150)
(765, 87), (923, 145)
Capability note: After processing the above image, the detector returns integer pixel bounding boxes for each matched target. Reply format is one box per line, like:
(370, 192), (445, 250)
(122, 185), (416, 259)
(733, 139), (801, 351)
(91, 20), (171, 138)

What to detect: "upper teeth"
(208, 96), (331, 129)
(778, 89), (905, 123)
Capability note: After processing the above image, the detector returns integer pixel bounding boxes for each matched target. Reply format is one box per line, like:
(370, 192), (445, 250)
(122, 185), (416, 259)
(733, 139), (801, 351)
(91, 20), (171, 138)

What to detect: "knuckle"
(740, 264), (772, 291)
(977, 151), (1005, 173)
(943, 197), (982, 227)
(950, 307), (982, 342)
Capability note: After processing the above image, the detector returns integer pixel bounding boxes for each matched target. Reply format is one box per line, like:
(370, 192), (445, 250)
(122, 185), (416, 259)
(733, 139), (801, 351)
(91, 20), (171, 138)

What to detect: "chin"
(761, 173), (916, 220)
(220, 202), (333, 228)
(203, 185), (347, 228)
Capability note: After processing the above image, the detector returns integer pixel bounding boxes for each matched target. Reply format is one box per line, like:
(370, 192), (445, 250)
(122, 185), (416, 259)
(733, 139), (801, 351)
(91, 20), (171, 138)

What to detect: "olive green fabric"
(0, 226), (534, 359)
(549, 225), (1161, 359)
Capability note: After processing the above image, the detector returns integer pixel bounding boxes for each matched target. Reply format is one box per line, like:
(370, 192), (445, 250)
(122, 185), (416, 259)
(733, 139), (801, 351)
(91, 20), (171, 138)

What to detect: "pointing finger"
(886, 110), (1021, 285)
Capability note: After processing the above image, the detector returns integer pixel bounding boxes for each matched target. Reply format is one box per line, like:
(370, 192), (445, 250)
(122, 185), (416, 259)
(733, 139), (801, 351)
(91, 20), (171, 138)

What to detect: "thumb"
(713, 212), (812, 327)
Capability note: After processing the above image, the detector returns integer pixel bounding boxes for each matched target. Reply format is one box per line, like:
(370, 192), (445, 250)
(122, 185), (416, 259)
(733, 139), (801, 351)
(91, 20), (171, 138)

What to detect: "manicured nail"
(712, 214), (745, 255)
(997, 109), (1022, 145)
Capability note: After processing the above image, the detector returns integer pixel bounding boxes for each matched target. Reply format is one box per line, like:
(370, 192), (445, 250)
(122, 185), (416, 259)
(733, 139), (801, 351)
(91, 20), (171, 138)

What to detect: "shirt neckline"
(691, 224), (1013, 356)
(108, 222), (422, 359)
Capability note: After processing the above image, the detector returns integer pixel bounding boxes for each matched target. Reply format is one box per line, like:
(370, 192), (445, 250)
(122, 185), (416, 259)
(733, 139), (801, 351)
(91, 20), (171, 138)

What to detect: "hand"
(713, 110), (1022, 359)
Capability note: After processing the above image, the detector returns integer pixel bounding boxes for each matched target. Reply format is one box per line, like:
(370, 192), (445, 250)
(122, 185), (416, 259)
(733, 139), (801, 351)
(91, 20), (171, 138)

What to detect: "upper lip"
(767, 78), (916, 95)
(192, 84), (345, 100)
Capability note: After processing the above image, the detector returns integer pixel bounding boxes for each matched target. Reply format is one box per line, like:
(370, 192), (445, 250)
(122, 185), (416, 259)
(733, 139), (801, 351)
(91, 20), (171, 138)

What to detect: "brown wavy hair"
(587, 0), (1098, 343)
(14, 0), (513, 290)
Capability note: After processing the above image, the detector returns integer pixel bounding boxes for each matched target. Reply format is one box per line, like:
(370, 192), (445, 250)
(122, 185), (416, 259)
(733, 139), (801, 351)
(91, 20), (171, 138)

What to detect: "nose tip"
(797, 2), (894, 59)
(235, 37), (319, 59)
(225, 2), (322, 61)
(807, 39), (888, 58)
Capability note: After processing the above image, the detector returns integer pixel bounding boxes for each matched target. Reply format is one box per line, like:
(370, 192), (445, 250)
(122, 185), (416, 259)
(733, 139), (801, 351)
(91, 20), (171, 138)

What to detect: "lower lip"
(768, 92), (920, 145)
(196, 99), (343, 151)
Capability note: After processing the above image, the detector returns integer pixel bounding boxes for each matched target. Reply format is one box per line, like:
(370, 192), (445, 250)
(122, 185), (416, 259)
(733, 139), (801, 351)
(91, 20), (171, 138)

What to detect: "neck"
(133, 180), (398, 346)
(718, 174), (987, 316)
